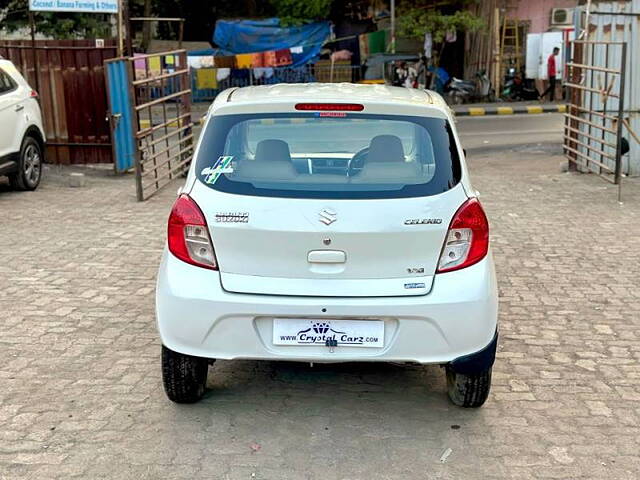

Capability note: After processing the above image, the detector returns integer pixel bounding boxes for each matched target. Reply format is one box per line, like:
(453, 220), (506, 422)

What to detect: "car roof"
(0, 59), (23, 79)
(218, 83), (449, 112)
(0, 58), (20, 74)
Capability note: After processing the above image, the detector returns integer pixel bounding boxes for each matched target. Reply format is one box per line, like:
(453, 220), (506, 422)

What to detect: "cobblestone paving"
(1, 148), (640, 479)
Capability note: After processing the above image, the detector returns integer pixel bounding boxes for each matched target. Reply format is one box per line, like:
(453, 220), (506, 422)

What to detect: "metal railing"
(130, 50), (194, 201)
(564, 41), (627, 192)
(190, 64), (364, 102)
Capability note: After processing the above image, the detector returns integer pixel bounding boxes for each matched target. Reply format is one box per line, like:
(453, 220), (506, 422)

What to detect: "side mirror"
(463, 148), (467, 157)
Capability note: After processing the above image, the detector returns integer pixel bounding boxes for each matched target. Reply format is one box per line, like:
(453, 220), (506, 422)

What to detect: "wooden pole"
(330, 56), (334, 83)
(390, 0), (396, 54)
(123, 0), (133, 56)
(141, 0), (152, 52)
(116, 0), (124, 57)
(493, 7), (501, 97)
(28, 11), (40, 94)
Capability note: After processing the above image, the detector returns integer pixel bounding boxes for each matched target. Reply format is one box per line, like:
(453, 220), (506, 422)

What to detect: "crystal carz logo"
(279, 321), (376, 346)
(274, 319), (384, 348)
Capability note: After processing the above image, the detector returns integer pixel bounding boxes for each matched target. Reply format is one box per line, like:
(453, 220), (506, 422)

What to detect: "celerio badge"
(404, 218), (442, 225)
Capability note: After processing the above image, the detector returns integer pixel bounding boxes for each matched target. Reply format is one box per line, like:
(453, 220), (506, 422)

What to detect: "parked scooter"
(445, 77), (476, 104)
(502, 68), (539, 101)
(444, 70), (493, 104)
(475, 69), (493, 102)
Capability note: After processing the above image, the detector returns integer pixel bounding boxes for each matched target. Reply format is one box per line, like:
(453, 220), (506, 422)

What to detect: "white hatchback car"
(156, 84), (498, 407)
(0, 58), (45, 191)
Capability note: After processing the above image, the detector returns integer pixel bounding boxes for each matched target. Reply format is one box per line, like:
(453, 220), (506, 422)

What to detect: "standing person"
(404, 63), (418, 88)
(416, 55), (428, 89)
(393, 62), (408, 87)
(540, 47), (560, 102)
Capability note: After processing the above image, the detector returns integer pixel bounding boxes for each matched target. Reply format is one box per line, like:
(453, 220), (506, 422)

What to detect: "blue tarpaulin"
(212, 18), (331, 67)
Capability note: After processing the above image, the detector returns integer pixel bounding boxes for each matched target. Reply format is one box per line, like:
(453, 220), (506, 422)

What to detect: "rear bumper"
(155, 250), (498, 364)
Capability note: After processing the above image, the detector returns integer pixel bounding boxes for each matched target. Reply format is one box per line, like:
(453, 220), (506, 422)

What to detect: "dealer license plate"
(273, 318), (384, 348)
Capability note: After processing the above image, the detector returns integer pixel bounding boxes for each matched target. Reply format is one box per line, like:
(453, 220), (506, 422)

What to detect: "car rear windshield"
(194, 112), (461, 199)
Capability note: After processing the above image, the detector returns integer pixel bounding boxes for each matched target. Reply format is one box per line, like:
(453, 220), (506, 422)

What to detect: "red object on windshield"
(295, 103), (364, 112)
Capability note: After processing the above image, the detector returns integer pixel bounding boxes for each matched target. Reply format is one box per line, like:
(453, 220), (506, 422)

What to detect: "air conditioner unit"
(551, 8), (574, 26)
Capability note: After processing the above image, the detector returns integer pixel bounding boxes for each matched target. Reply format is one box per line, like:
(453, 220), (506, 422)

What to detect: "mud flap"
(449, 330), (498, 375)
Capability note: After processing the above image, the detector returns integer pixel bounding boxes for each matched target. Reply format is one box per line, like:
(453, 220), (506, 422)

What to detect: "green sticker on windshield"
(201, 156), (234, 184)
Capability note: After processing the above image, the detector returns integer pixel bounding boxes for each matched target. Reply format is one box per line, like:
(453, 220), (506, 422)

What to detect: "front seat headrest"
(367, 135), (405, 163)
(255, 139), (292, 162)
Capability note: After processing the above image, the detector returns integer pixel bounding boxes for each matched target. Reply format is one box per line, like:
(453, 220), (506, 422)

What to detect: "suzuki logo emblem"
(319, 208), (337, 226)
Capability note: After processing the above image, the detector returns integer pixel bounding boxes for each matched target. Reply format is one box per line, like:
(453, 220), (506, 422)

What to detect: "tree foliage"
(0, 0), (332, 40)
(152, 0), (273, 42)
(1, 0), (484, 44)
(270, 0), (333, 25)
(398, 7), (485, 42)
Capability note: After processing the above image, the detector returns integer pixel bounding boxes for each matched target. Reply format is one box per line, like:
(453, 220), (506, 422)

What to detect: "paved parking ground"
(1, 141), (640, 479)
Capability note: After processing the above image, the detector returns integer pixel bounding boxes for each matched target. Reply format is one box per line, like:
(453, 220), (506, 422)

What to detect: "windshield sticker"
(315, 112), (347, 118)
(201, 156), (234, 184)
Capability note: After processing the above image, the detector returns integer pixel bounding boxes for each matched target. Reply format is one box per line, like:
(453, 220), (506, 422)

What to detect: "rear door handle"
(307, 250), (346, 264)
(15, 104), (24, 112)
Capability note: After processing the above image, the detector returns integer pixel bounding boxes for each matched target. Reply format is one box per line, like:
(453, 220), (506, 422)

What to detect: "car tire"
(9, 136), (43, 191)
(445, 366), (492, 408)
(161, 345), (209, 403)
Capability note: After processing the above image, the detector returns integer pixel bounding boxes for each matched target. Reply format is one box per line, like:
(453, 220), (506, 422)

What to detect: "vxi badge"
(404, 218), (443, 225)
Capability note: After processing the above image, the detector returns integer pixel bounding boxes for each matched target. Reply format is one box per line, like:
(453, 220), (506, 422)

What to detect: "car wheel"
(445, 365), (492, 408)
(161, 345), (209, 403)
(9, 136), (43, 191)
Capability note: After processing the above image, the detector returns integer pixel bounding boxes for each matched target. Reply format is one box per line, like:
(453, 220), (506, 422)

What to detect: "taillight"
(295, 103), (364, 111)
(30, 90), (38, 98)
(167, 195), (218, 270)
(437, 198), (489, 273)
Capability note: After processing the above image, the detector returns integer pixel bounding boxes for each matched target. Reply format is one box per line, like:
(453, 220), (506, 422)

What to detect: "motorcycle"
(502, 68), (539, 101)
(445, 77), (476, 105)
(444, 70), (493, 104)
(475, 69), (493, 102)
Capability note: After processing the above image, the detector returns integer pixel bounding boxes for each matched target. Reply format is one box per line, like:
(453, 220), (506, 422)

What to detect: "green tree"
(0, 0), (346, 41)
(398, 7), (485, 43)
(152, 0), (272, 42)
(270, 0), (333, 25)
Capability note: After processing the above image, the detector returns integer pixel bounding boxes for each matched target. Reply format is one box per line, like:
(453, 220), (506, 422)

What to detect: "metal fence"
(564, 41), (627, 187)
(190, 64), (363, 102)
(130, 50), (194, 201)
(579, 1), (640, 178)
(0, 40), (117, 164)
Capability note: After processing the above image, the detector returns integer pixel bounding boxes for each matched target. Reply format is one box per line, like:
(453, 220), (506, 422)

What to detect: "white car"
(156, 84), (498, 407)
(0, 58), (45, 191)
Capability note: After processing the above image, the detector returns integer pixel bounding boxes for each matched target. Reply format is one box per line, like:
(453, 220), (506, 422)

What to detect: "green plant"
(270, 0), (333, 25)
(398, 8), (485, 42)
